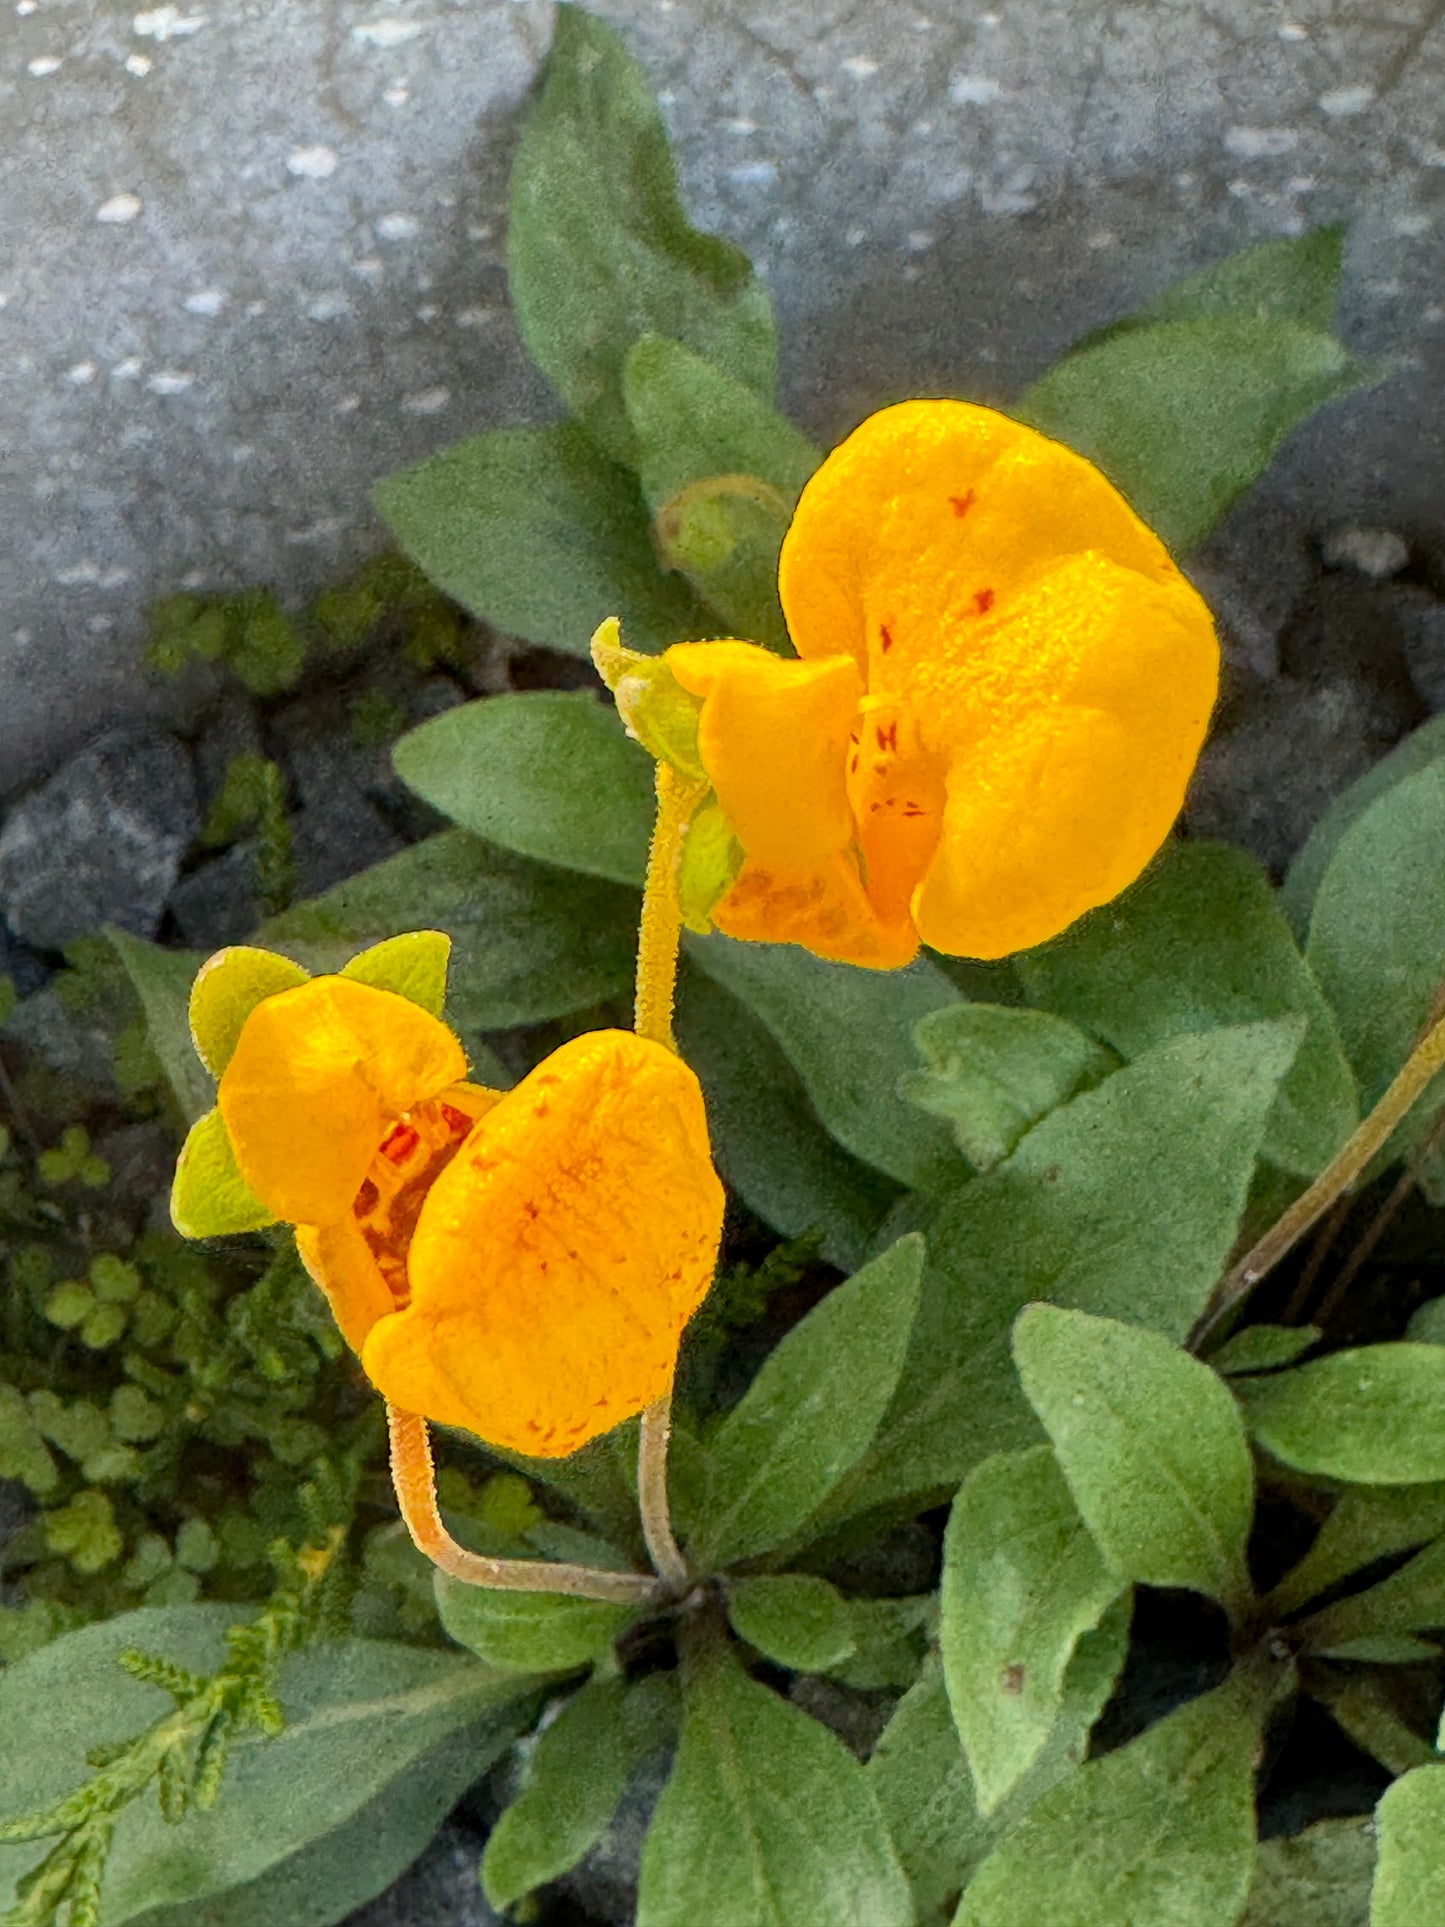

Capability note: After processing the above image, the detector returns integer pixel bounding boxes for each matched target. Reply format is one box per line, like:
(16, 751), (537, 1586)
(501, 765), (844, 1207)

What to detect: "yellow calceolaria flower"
(172, 938), (724, 1457)
(662, 399), (1220, 967)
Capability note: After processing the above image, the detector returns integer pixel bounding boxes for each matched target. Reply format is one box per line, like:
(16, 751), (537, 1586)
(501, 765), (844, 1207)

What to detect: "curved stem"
(1191, 1010), (1445, 1349)
(634, 762), (706, 1049)
(638, 1396), (690, 1592)
(387, 1405), (665, 1606)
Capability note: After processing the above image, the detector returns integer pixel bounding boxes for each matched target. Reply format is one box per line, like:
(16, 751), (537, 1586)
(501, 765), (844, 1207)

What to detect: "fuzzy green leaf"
(1239, 1817), (1374, 1927)
(814, 1023), (1296, 1528)
(433, 1575), (634, 1673)
(1268, 1484), (1445, 1619)
(108, 931), (212, 1124)
(690, 938), (968, 1192)
(1297, 1535), (1445, 1652)
(726, 1575), (856, 1674)
(393, 693), (655, 887)
(1019, 841), (1358, 1177)
(373, 423), (712, 656)
(624, 334), (818, 648)
(692, 1234), (924, 1567)
(1371, 1767), (1445, 1927)
(170, 1109), (276, 1240)
(337, 931), (450, 1017)
(1303, 758), (1445, 1160)
(956, 1669), (1265, 1927)
(1122, 226), (1347, 334)
(261, 830), (638, 1032)
(186, 947), (311, 1080)
(1238, 1344), (1445, 1485)
(941, 1445), (1122, 1813)
(1015, 1307), (1255, 1616)
(1207, 1325), (1321, 1376)
(637, 1638), (911, 1927)
(1016, 314), (1373, 552)
(482, 1674), (670, 1911)
(0, 1609), (533, 1927)
(508, 7), (776, 468)
(901, 1005), (1116, 1172)
(674, 966), (900, 1272)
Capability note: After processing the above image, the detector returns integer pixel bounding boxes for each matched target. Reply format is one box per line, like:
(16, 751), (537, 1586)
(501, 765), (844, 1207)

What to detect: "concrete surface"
(2, 0), (1442, 792)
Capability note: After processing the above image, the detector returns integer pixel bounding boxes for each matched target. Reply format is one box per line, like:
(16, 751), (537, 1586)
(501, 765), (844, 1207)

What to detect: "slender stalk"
(387, 1405), (665, 1606)
(1191, 1009), (1445, 1349)
(638, 1395), (690, 1593)
(634, 761), (706, 1050)
(630, 762), (705, 1589)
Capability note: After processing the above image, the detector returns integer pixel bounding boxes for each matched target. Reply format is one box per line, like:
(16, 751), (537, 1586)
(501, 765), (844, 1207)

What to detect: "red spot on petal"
(876, 721), (898, 752)
(950, 490), (976, 517)
(440, 1103), (471, 1136)
(880, 623), (895, 653)
(973, 587), (995, 615)
(850, 751), (860, 775)
(379, 1123), (420, 1164)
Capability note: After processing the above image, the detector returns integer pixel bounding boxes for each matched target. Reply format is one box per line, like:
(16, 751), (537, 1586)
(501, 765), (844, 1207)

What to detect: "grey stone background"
(2, 0), (1442, 796)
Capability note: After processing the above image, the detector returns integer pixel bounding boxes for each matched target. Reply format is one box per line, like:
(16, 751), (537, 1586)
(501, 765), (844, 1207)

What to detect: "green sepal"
(340, 931), (451, 1017)
(171, 1109), (277, 1239)
(677, 799), (743, 935)
(590, 617), (706, 780)
(189, 947), (311, 1079)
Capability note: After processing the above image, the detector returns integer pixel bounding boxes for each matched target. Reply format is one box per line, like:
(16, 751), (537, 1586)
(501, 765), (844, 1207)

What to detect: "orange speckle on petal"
(972, 587), (995, 616)
(949, 489), (976, 517)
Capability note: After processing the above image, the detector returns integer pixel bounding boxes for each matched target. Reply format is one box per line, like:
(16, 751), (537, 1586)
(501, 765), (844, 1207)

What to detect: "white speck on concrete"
(335, 394), (361, 413)
(727, 161), (777, 188)
(1278, 21), (1308, 39)
(286, 515), (347, 543)
(55, 562), (132, 589)
(286, 145), (338, 180)
(383, 82), (409, 106)
(1287, 176), (1318, 194)
(1322, 525), (1409, 578)
(66, 361), (97, 384)
(305, 294), (349, 320)
(147, 369), (195, 394)
(132, 6), (207, 40)
(1392, 211), (1432, 237)
(1224, 126), (1298, 159)
(352, 256), (385, 281)
(845, 226), (867, 246)
(183, 288), (225, 315)
(179, 569), (207, 588)
(375, 212), (421, 240)
(454, 306), (496, 326)
(230, 444), (255, 463)
(415, 303), (438, 321)
(401, 387), (449, 415)
(86, 615), (115, 635)
(353, 18), (423, 47)
(111, 357), (143, 381)
(96, 193), (143, 224)
(902, 263), (921, 282)
(724, 117), (756, 135)
(1087, 228), (1119, 249)
(27, 56), (63, 77)
(841, 56), (878, 79)
(11, 630), (33, 650)
(245, 300), (266, 316)
(949, 73), (1003, 106)
(906, 229), (935, 251)
(1319, 85), (1374, 118)
(124, 53), (152, 74)
(16, 1), (38, 13)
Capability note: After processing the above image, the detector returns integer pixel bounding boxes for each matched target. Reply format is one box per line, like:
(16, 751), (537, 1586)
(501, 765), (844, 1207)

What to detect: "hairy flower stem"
(1192, 1009), (1445, 1349)
(632, 761), (707, 1592)
(386, 1405), (665, 1606)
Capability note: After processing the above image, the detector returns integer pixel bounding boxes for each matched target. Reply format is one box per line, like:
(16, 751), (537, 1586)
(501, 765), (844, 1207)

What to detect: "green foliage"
(1020, 840), (1359, 1177)
(507, 5), (776, 468)
(482, 1673), (675, 1912)
(941, 1444), (1121, 1814)
(434, 1577), (635, 1673)
(198, 755), (295, 918)
(1015, 1307), (1255, 1618)
(689, 1235), (923, 1566)
(1371, 1767), (1445, 1927)
(955, 1669), (1269, 1927)
(901, 1004), (1116, 1173)
(637, 1634), (912, 1927)
(1016, 227), (1374, 551)
(145, 591), (306, 698)
(1237, 1344), (1445, 1485)
(1241, 1819), (1373, 1927)
(393, 693), (655, 886)
(373, 423), (711, 657)
(725, 1574), (856, 1673)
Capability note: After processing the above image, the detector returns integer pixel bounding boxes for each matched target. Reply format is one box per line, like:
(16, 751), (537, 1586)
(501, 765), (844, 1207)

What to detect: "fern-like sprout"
(0, 1458), (360, 1927)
